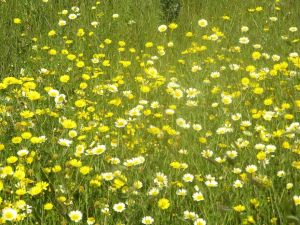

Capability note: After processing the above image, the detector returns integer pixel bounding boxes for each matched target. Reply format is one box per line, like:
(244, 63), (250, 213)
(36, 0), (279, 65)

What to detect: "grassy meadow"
(0, 0), (300, 224)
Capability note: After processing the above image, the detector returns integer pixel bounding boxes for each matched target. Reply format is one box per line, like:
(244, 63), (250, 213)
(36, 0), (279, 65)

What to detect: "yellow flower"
(16, 188), (26, 196)
(61, 119), (77, 129)
(294, 196), (300, 206)
(170, 161), (181, 169)
(0, 144), (5, 151)
(222, 15), (230, 20)
(252, 51), (261, 60)
(241, 77), (250, 86)
(69, 159), (82, 167)
(48, 49), (57, 55)
(20, 110), (35, 118)
(253, 87), (264, 95)
(292, 161), (300, 169)
(12, 137), (22, 144)
(145, 42), (153, 48)
(233, 204), (246, 212)
(13, 18), (22, 24)
(264, 98), (273, 106)
(77, 28), (85, 37)
(48, 30), (56, 36)
(140, 85), (150, 93)
(29, 186), (42, 196)
(7, 156), (18, 164)
(255, 6), (263, 11)
(67, 54), (76, 60)
(21, 132), (32, 139)
(186, 32), (193, 37)
(44, 203), (53, 210)
(284, 114), (294, 120)
(79, 166), (92, 175)
(104, 39), (112, 44)
(76, 61), (85, 68)
(157, 198), (170, 210)
(52, 165), (62, 173)
(98, 126), (109, 133)
(256, 151), (266, 161)
(199, 137), (207, 144)
(57, 196), (66, 202)
(26, 91), (41, 101)
(75, 99), (86, 108)
(168, 23), (178, 30)
(102, 60), (110, 67)
(59, 75), (70, 83)
(113, 178), (125, 189)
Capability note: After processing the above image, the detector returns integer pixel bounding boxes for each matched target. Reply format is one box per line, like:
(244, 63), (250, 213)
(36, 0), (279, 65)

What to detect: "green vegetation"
(0, 0), (299, 224)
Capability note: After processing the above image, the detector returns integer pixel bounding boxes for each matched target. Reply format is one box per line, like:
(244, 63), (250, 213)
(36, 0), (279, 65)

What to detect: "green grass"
(0, 0), (300, 224)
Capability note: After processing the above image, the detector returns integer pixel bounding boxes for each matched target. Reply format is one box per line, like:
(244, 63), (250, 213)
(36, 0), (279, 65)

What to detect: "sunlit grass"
(0, 0), (300, 224)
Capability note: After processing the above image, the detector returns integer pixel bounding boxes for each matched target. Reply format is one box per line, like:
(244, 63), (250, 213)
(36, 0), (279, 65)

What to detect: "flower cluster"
(0, 0), (299, 224)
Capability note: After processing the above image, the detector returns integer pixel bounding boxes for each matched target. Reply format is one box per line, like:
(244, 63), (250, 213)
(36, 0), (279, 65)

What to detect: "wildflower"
(246, 165), (257, 173)
(142, 216), (154, 224)
(289, 27), (298, 32)
(157, 198), (170, 210)
(48, 30), (56, 36)
(205, 180), (218, 187)
(269, 17), (278, 21)
(68, 210), (83, 222)
(148, 188), (160, 196)
(101, 172), (114, 181)
(90, 145), (106, 155)
(17, 149), (29, 157)
(233, 180), (244, 188)
(294, 196), (300, 206)
(48, 89), (59, 97)
(194, 218), (206, 225)
(68, 14), (77, 20)
(76, 61), (85, 68)
(58, 138), (72, 147)
(61, 119), (77, 129)
(198, 19), (208, 27)
(58, 19), (66, 26)
(91, 21), (99, 27)
(158, 25), (167, 32)
(87, 217), (96, 225)
(176, 188), (187, 196)
(182, 173), (194, 182)
(154, 172), (168, 187)
(112, 13), (119, 18)
(115, 118), (128, 128)
(2, 207), (17, 221)
(192, 192), (204, 201)
(79, 166), (92, 175)
(239, 37), (249, 44)
(184, 211), (198, 220)
(113, 202), (126, 212)
(169, 23), (178, 30)
(13, 18), (21, 24)
(44, 203), (53, 210)
(233, 204), (246, 212)
(241, 26), (249, 32)
(26, 91), (41, 101)
(222, 95), (232, 105)
(59, 75), (70, 82)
